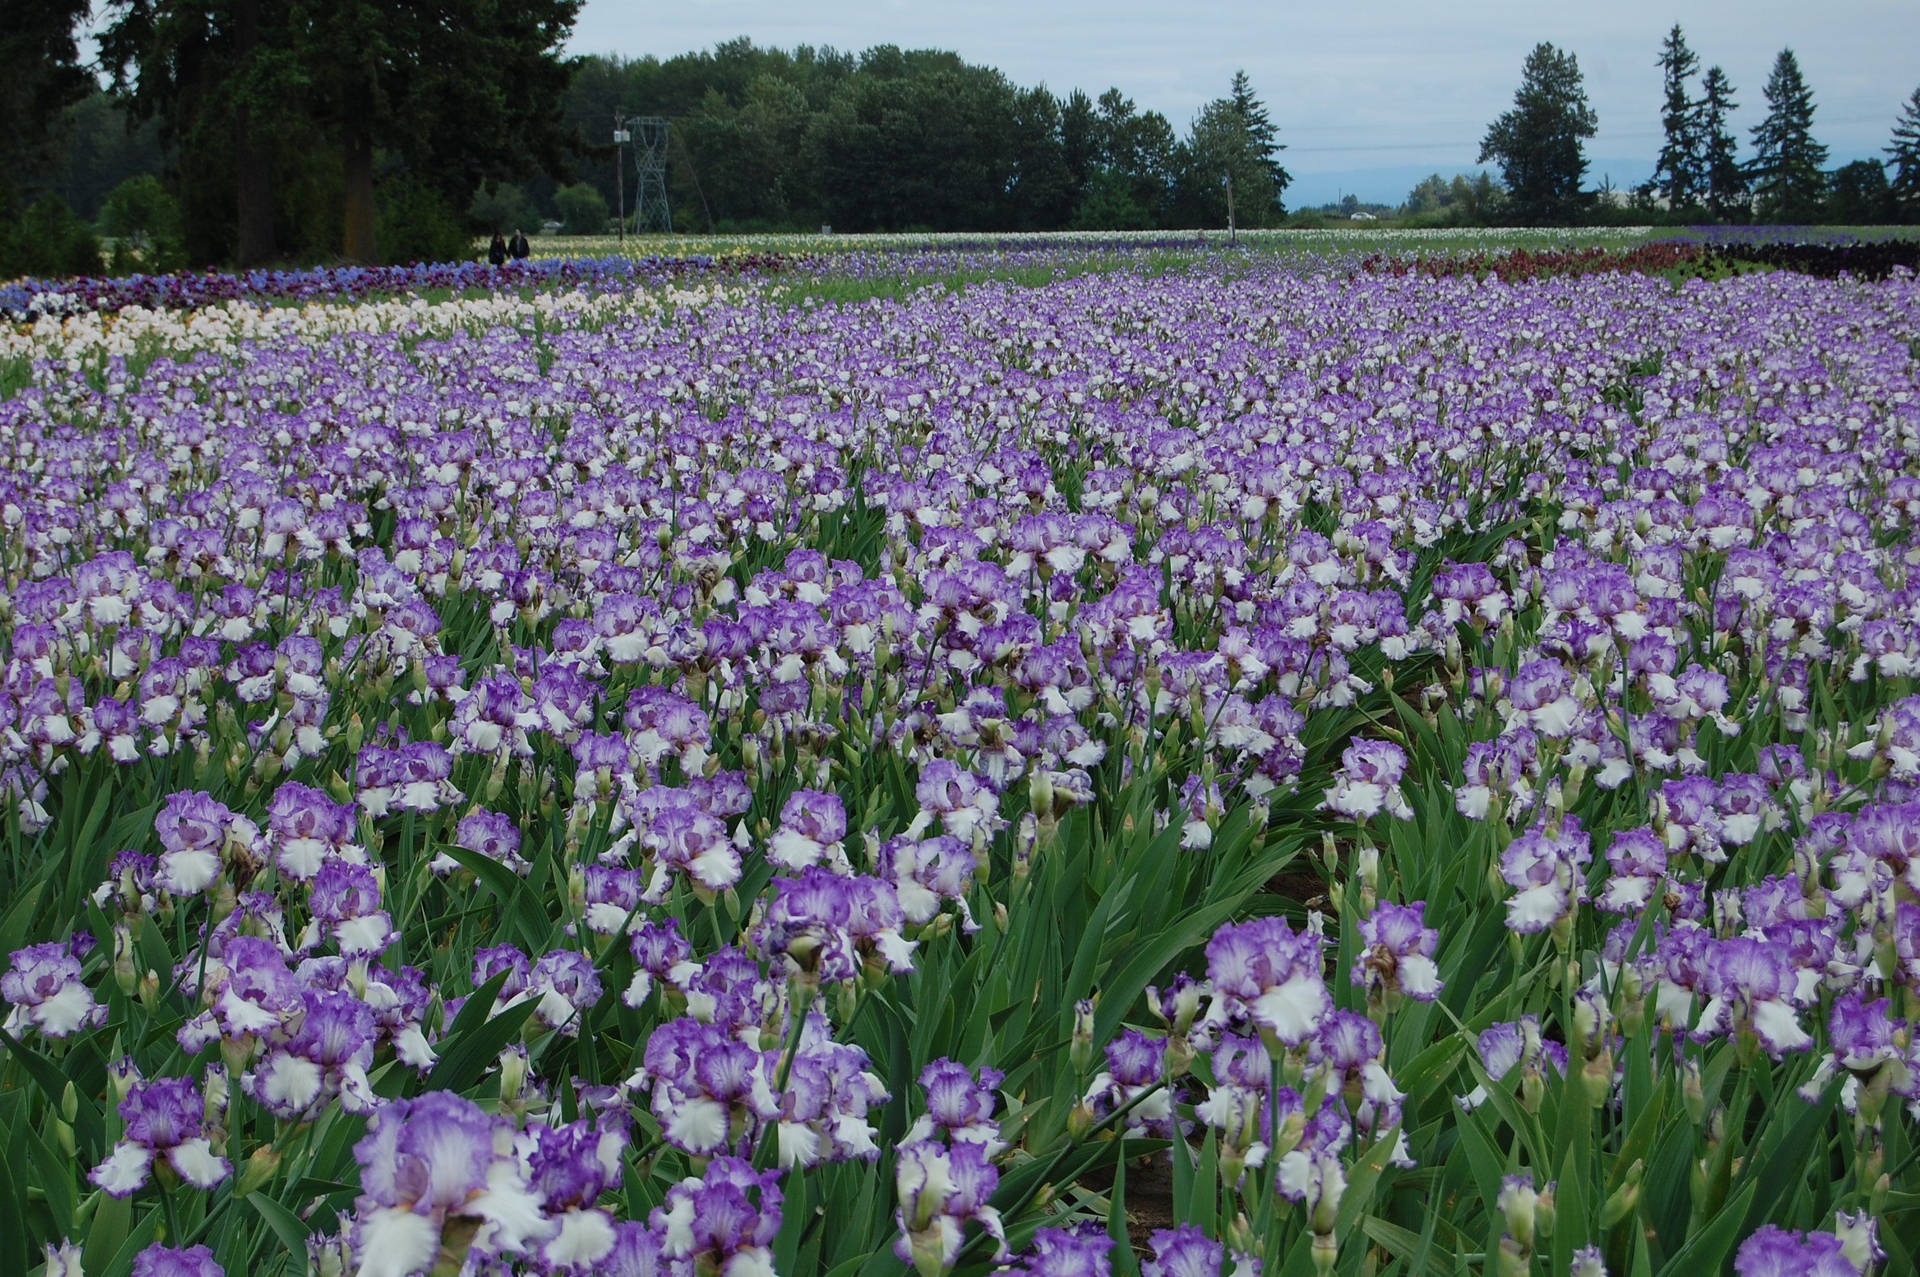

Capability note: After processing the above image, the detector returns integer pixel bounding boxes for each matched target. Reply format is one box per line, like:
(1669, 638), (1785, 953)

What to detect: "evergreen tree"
(1228, 69), (1290, 210)
(1647, 24), (1702, 209)
(1888, 85), (1920, 221)
(1478, 42), (1598, 224)
(1699, 66), (1747, 220)
(0, 0), (97, 275)
(1179, 79), (1281, 230)
(1, 0), (94, 187)
(1748, 48), (1828, 223)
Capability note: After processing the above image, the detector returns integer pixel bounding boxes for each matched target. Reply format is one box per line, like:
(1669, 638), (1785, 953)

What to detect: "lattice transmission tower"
(630, 116), (672, 234)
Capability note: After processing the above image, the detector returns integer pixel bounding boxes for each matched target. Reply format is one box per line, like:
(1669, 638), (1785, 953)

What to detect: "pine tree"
(1479, 42), (1598, 225)
(1749, 48), (1828, 223)
(1227, 70), (1290, 209)
(1699, 66), (1747, 220)
(1888, 85), (1920, 221)
(1647, 24), (1702, 209)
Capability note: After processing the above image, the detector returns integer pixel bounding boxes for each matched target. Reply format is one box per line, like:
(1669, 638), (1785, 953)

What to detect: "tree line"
(544, 42), (1290, 238)
(6, 0), (585, 274)
(4, 7), (1293, 274)
(5, 5), (1920, 276)
(1464, 31), (1920, 226)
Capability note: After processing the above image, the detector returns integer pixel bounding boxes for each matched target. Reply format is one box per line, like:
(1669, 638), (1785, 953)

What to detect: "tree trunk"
(343, 122), (377, 264)
(232, 0), (276, 266)
(234, 112), (277, 266)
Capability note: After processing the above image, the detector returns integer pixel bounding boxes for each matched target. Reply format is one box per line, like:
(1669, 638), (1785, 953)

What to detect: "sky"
(566, 0), (1919, 206)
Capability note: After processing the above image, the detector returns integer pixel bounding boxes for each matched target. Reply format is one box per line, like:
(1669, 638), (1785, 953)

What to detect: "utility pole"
(1224, 171), (1236, 243)
(613, 111), (630, 249)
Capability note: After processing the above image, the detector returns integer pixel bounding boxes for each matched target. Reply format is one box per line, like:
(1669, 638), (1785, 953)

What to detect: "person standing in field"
(488, 233), (508, 267)
(509, 228), (530, 260)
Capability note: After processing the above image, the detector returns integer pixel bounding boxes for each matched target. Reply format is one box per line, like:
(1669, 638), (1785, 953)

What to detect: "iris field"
(2, 232), (1918, 1277)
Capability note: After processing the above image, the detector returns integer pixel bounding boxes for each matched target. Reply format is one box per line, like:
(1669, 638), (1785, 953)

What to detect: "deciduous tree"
(102, 0), (581, 265)
(1178, 74), (1285, 230)
(1825, 159), (1892, 224)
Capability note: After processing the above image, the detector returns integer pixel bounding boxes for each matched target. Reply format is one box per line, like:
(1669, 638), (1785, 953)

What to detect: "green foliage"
(1479, 42), (1598, 225)
(1825, 159), (1893, 224)
(100, 174), (186, 271)
(1647, 25), (1704, 209)
(0, 194), (104, 278)
(42, 92), (169, 225)
(1402, 171), (1505, 223)
(803, 62), (1025, 232)
(1699, 67), (1748, 221)
(468, 180), (537, 236)
(0, 0), (93, 185)
(1888, 85), (1920, 222)
(1749, 49), (1829, 223)
(560, 44), (1205, 235)
(1228, 70), (1289, 203)
(1177, 81), (1285, 231)
(1071, 169), (1156, 231)
(1008, 87), (1075, 230)
(99, 0), (584, 266)
(554, 181), (609, 235)
(374, 174), (471, 265)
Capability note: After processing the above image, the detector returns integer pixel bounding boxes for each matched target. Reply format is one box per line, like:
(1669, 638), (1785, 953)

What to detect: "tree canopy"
(1647, 25), (1702, 209)
(21, 11), (1920, 272)
(1698, 66), (1748, 220)
(1749, 48), (1828, 223)
(99, 0), (582, 264)
(1888, 85), (1920, 221)
(1478, 43), (1598, 225)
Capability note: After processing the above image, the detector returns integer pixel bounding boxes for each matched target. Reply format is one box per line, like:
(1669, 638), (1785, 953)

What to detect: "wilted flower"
(1459, 1017), (1567, 1112)
(154, 790), (260, 895)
